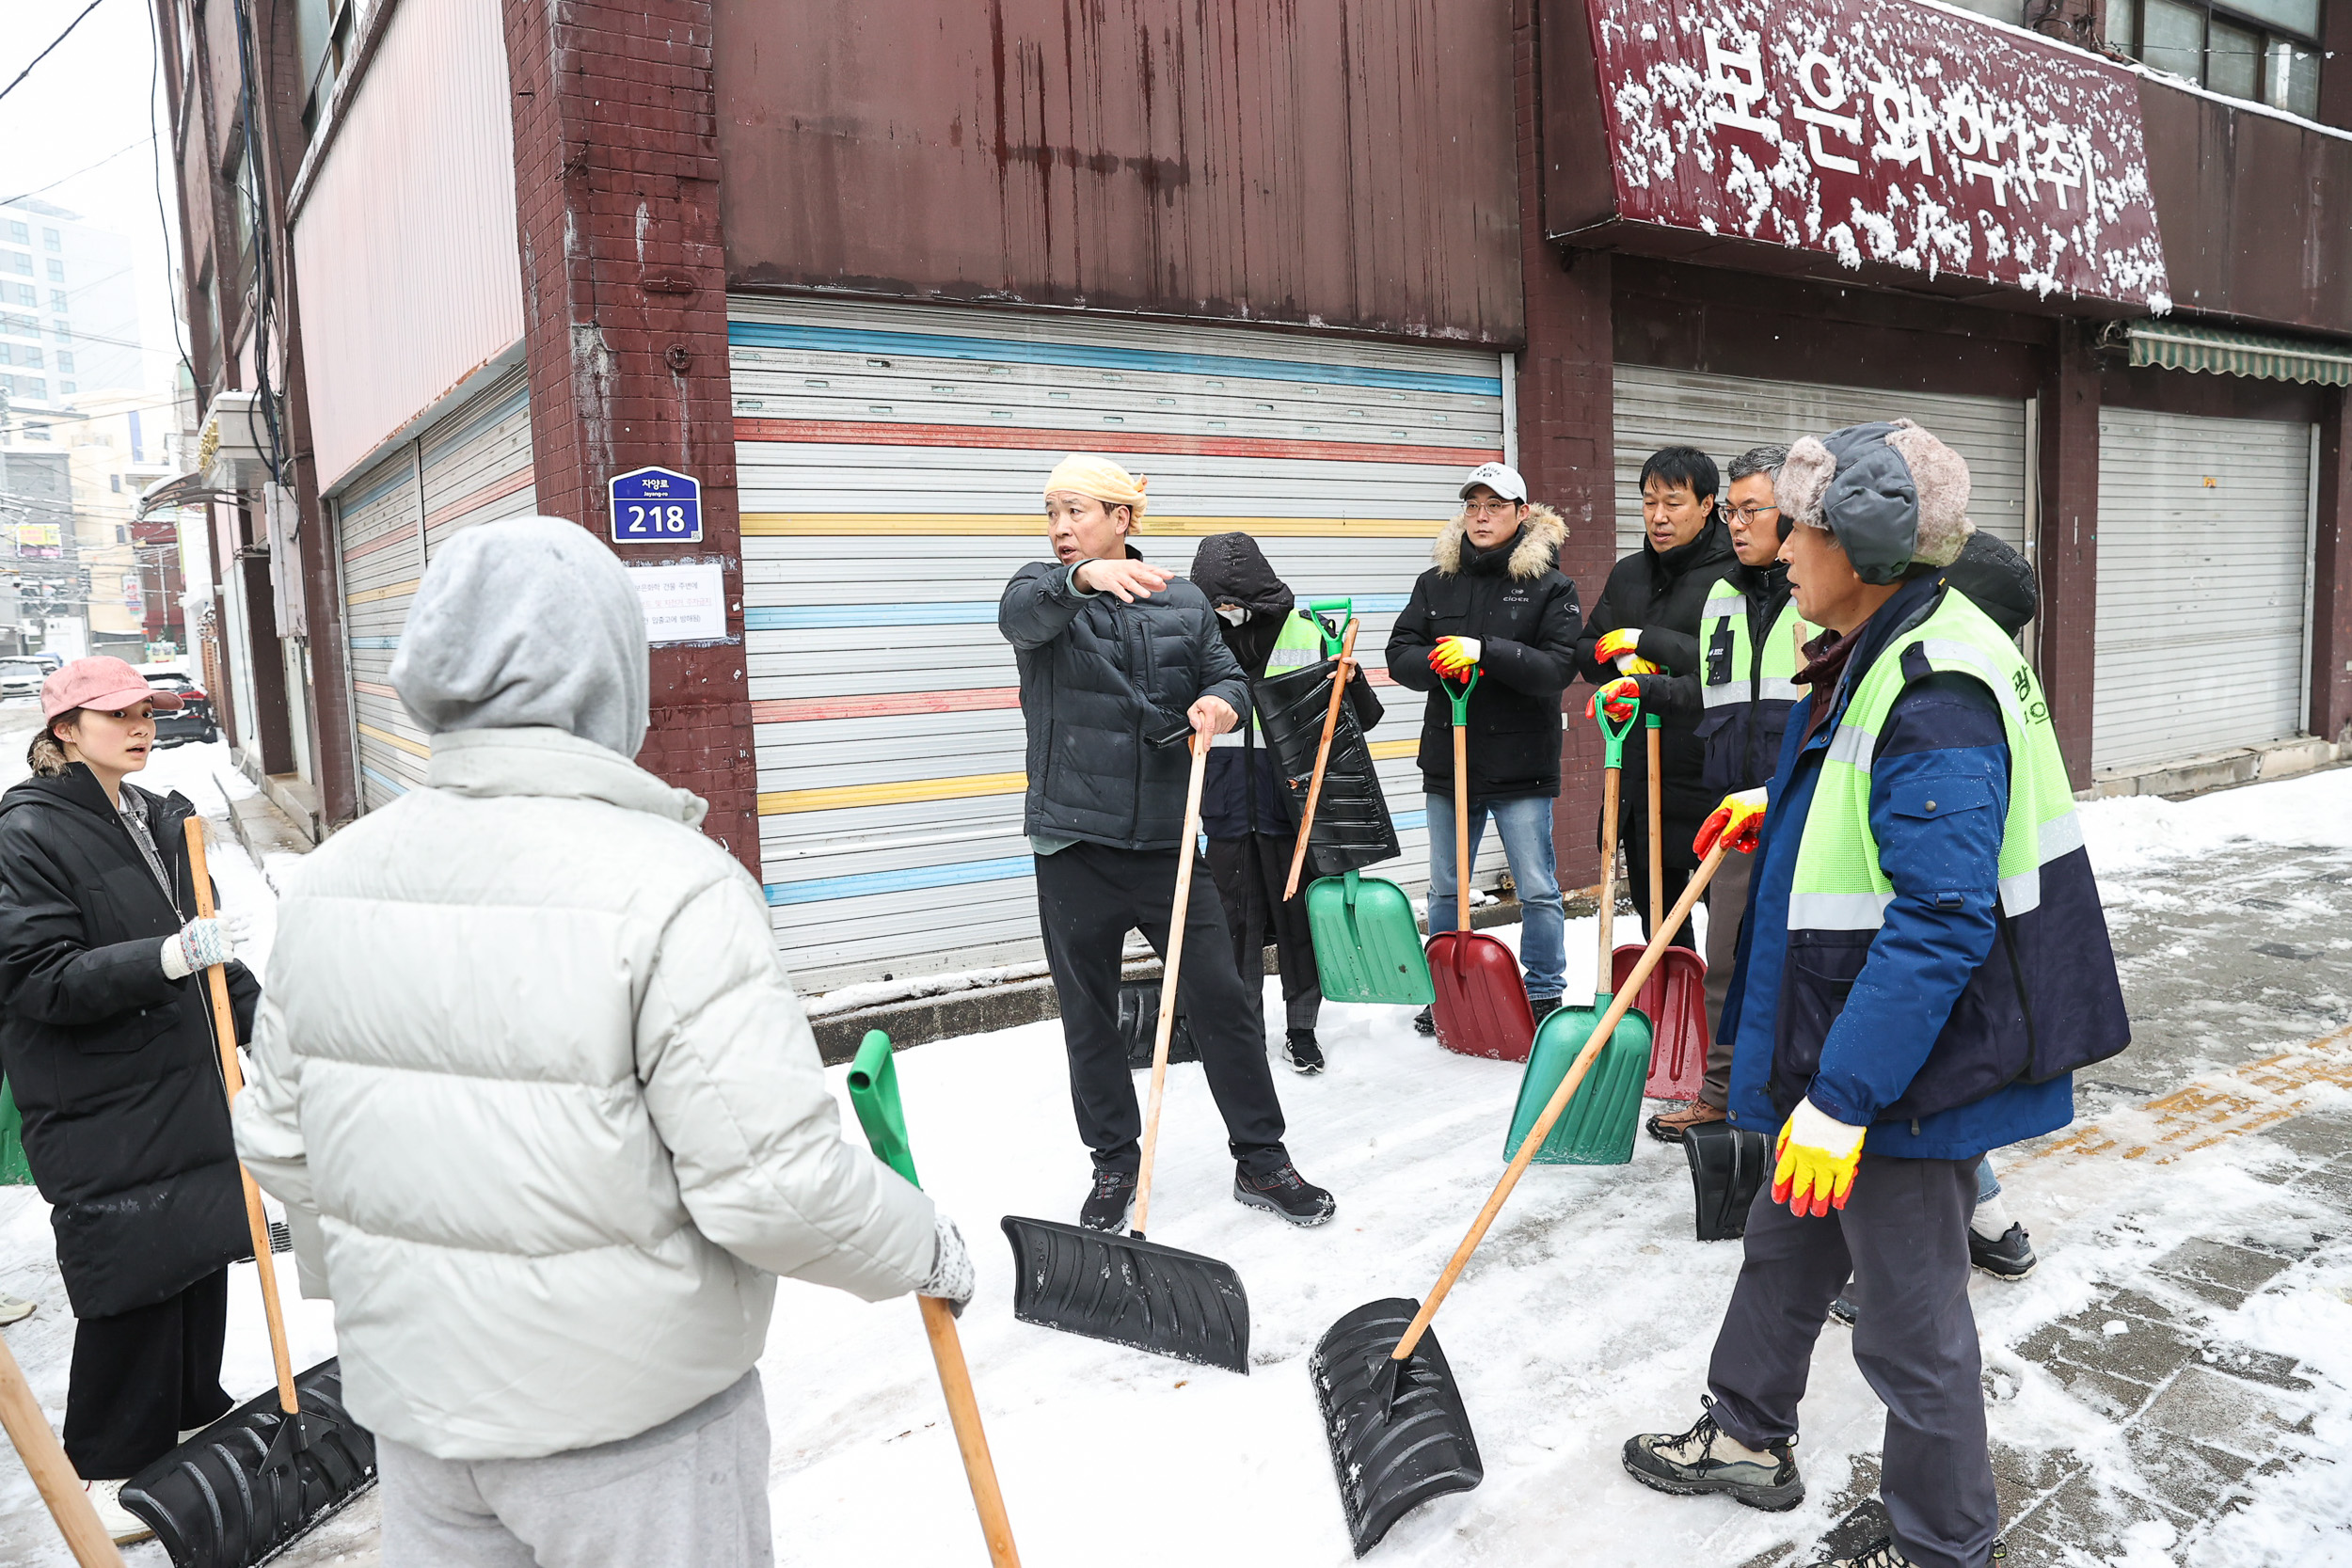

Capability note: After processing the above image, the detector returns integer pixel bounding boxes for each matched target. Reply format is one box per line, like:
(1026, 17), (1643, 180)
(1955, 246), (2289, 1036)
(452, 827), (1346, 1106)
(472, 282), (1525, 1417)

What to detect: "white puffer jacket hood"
(232, 726), (937, 1461)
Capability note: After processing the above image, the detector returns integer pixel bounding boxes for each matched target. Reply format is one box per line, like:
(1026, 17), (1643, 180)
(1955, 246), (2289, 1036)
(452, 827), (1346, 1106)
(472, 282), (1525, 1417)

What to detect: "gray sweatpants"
(1705, 1155), (1998, 1568)
(379, 1370), (773, 1568)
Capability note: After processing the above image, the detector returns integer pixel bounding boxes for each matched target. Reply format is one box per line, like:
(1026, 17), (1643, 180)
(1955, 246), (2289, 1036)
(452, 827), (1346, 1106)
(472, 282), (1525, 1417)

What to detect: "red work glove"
(1693, 787), (1768, 856)
(1595, 627), (1661, 675)
(1582, 676), (1642, 722)
(1429, 636), (1481, 678)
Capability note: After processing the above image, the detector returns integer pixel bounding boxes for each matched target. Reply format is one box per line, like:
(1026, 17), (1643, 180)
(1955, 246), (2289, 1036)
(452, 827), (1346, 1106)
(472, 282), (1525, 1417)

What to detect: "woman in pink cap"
(0, 656), (259, 1544)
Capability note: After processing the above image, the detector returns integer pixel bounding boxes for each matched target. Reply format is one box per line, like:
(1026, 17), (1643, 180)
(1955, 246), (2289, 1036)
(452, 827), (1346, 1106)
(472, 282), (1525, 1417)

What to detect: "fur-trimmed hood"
(1432, 503), (1565, 579)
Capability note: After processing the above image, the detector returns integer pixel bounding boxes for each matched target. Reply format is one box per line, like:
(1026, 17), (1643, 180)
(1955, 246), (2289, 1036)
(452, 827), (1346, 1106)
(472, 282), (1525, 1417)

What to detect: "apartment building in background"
(0, 198), (146, 410)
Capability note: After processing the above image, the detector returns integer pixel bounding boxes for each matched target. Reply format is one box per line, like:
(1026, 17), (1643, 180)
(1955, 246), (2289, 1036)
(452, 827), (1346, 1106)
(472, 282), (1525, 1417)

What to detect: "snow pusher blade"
(1303, 869), (1434, 1006)
(999, 1215), (1250, 1372)
(1684, 1119), (1773, 1242)
(1613, 944), (1709, 1101)
(1425, 670), (1534, 1062)
(120, 1357), (375, 1568)
(1000, 736), (1251, 1374)
(1315, 846), (1730, 1553)
(1311, 1298), (1482, 1557)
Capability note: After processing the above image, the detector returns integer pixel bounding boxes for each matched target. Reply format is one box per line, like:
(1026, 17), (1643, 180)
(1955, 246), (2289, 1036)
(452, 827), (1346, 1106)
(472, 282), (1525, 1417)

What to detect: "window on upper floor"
(50, 292), (67, 313)
(4, 223), (23, 245)
(41, 230), (59, 252)
(5, 254), (28, 277)
(22, 349), (44, 371)
(51, 321), (68, 341)
(25, 379), (47, 400)
(109, 474), (120, 494)
(1, 314), (31, 339)
(44, 261), (63, 284)
(2108, 0), (2326, 117)
(60, 381), (74, 394)
(10, 286), (32, 308)
(298, 0), (361, 136)
(56, 352), (72, 374)
(0, 345), (14, 368)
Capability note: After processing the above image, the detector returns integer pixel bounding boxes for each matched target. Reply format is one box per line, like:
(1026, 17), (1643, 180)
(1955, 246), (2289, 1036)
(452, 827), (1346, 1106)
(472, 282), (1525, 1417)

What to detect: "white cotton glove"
(161, 917), (235, 979)
(919, 1213), (975, 1318)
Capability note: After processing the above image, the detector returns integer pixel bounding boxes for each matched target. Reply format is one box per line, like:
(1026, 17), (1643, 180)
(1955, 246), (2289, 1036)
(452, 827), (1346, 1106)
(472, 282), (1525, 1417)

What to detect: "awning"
(135, 470), (233, 521)
(2120, 321), (2352, 387)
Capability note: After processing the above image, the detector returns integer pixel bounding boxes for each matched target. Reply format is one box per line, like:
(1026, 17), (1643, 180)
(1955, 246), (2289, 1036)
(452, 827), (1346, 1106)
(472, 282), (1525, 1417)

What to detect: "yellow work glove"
(1429, 636), (1482, 677)
(1595, 627), (1661, 675)
(1693, 787), (1768, 856)
(1772, 1099), (1866, 1218)
(1584, 676), (1641, 723)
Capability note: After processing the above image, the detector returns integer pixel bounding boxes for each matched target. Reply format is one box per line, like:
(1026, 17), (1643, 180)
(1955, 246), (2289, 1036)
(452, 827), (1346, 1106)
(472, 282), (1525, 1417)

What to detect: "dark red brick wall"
(501, 0), (760, 879)
(2037, 322), (2102, 788)
(2311, 388), (2352, 742)
(1516, 0), (1614, 891)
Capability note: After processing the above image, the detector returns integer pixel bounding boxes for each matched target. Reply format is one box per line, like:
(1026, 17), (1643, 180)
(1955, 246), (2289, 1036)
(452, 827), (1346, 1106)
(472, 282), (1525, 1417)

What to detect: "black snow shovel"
(120, 823), (376, 1567)
(1312, 844), (1731, 1556)
(1001, 733), (1251, 1373)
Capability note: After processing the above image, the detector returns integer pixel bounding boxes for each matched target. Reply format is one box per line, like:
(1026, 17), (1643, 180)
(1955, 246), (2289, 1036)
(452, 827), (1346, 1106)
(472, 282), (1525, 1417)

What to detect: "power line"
(0, 0), (111, 110)
(0, 135), (154, 207)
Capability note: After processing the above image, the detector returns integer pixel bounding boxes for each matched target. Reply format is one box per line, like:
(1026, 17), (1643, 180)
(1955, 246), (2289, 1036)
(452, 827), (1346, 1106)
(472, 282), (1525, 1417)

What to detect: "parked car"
(0, 657), (44, 701)
(144, 670), (220, 746)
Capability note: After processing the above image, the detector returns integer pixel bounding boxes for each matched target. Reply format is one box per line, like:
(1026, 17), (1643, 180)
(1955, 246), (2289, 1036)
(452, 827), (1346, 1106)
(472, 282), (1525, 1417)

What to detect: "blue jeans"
(1977, 1157), (1999, 1205)
(1424, 792), (1566, 1001)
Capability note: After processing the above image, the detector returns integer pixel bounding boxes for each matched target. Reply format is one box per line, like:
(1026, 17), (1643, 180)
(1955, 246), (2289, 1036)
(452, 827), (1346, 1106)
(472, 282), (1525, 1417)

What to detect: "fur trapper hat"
(1432, 502), (1565, 581)
(1776, 419), (1974, 584)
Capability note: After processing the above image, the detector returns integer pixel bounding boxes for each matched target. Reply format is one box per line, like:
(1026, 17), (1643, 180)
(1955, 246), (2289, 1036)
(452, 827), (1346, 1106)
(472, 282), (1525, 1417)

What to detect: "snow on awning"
(135, 469), (231, 521)
(2123, 321), (2352, 387)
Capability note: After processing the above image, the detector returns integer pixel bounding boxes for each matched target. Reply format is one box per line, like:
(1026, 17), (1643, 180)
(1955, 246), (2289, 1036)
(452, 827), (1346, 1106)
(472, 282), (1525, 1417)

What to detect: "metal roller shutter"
(1611, 366), (2031, 558)
(2093, 408), (2313, 774)
(730, 296), (1510, 990)
(334, 367), (534, 813)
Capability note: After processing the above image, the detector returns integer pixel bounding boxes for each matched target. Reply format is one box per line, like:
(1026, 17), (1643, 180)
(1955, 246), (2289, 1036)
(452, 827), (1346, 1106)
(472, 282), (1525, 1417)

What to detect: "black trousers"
(1203, 832), (1322, 1035)
(1619, 807), (1700, 953)
(1706, 1156), (1998, 1568)
(65, 1268), (233, 1479)
(1035, 842), (1290, 1179)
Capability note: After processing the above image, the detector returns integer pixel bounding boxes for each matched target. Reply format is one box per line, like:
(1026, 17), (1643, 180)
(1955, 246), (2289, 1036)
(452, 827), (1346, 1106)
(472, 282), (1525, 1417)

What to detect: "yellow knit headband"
(1043, 454), (1149, 524)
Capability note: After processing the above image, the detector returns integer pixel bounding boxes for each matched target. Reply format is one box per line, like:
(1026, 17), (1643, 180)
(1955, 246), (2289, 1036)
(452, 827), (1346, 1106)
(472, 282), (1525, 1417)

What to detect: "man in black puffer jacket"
(1577, 446), (1739, 951)
(1002, 455), (1333, 1235)
(1387, 462), (1582, 1027)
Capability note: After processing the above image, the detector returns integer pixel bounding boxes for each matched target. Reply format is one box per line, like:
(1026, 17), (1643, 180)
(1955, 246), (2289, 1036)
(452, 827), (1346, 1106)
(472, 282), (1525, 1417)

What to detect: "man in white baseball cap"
(1457, 461), (1529, 504)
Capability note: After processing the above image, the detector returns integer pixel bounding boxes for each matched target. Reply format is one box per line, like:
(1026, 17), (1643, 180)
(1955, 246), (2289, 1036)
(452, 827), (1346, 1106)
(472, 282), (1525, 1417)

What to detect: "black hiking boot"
(1529, 995), (1562, 1027)
(1079, 1169), (1136, 1234)
(1412, 1006), (1437, 1037)
(1623, 1401), (1804, 1511)
(1828, 1294), (1859, 1326)
(1281, 1029), (1326, 1075)
(1968, 1222), (2037, 1281)
(1801, 1534), (2003, 1567)
(1233, 1163), (1335, 1227)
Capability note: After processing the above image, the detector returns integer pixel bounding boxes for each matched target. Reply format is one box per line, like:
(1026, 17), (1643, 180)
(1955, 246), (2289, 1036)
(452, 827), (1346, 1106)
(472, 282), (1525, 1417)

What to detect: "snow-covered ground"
(7, 749), (2352, 1564)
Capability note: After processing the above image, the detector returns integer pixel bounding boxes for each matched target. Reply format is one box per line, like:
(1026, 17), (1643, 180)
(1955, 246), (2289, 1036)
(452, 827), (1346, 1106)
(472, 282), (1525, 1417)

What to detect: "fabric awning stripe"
(2125, 322), (2352, 387)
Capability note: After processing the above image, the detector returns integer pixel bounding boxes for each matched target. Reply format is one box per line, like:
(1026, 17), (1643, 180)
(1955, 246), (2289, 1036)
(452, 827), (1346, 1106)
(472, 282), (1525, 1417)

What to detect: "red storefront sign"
(1583, 0), (2171, 308)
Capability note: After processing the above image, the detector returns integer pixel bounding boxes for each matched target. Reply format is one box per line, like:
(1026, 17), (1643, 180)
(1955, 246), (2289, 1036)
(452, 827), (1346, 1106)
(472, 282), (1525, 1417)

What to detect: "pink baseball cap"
(41, 656), (182, 721)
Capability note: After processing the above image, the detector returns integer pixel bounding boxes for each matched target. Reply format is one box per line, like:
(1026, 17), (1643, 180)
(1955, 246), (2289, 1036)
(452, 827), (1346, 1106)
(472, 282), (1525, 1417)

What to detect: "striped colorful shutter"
(728, 296), (1511, 990)
(335, 366), (535, 813)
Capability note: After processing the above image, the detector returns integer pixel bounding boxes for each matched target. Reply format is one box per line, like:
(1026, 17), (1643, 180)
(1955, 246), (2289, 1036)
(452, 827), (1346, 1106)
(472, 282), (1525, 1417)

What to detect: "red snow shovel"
(1313, 844), (1731, 1556)
(120, 825), (376, 1568)
(1000, 734), (1251, 1372)
(1615, 713), (1708, 1100)
(847, 1031), (1022, 1567)
(1425, 670), (1535, 1064)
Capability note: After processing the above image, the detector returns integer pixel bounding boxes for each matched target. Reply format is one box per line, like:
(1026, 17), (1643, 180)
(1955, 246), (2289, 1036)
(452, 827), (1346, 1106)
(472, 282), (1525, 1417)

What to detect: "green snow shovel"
(1503, 695), (1653, 1165)
(1291, 616), (1434, 1006)
(847, 1031), (1023, 1567)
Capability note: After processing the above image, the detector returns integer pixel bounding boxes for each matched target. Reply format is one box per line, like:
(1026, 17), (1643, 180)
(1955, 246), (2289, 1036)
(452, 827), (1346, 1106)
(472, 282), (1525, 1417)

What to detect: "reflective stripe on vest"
(1786, 589), (2079, 933)
(1699, 578), (1815, 711)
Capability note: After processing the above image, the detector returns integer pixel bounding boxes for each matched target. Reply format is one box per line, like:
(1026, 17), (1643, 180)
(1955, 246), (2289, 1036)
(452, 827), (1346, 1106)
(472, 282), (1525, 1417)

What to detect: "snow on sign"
(609, 465), (703, 544)
(1586, 0), (2171, 307)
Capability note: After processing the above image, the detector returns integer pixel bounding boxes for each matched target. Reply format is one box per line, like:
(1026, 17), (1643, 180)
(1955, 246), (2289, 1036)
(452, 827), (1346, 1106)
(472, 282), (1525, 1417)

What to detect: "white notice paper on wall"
(628, 562), (727, 645)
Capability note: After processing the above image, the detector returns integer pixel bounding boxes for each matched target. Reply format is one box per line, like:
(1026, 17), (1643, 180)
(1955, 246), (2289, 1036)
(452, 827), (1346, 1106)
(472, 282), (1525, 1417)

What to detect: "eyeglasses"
(1720, 502), (1781, 524)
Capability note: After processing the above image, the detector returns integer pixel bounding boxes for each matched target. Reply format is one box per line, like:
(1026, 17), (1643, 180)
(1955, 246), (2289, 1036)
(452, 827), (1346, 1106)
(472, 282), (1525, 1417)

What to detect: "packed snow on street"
(6, 735), (2352, 1566)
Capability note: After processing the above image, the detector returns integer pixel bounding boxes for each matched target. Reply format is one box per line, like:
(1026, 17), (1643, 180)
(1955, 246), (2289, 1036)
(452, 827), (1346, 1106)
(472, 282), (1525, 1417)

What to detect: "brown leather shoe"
(1645, 1100), (1728, 1144)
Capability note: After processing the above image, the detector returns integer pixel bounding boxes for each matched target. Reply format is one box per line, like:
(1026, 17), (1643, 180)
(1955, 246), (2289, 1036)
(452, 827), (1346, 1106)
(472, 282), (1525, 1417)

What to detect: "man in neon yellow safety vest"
(1624, 420), (2129, 1568)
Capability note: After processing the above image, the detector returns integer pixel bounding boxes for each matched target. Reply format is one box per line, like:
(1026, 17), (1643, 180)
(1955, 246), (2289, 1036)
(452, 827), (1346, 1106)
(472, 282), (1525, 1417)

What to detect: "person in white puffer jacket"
(232, 515), (973, 1568)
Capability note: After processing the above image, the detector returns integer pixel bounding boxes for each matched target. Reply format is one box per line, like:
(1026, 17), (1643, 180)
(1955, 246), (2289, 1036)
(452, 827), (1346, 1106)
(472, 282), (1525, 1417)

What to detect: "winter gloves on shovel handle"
(1588, 677), (1643, 724)
(161, 916), (237, 980)
(1428, 636), (1482, 678)
(920, 1214), (976, 1319)
(1694, 788), (1769, 858)
(1772, 1099), (1867, 1217)
(1595, 627), (1661, 675)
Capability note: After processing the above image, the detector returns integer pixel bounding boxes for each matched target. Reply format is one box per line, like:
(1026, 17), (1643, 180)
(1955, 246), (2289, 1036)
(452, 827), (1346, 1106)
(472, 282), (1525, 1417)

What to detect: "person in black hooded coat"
(0, 662), (258, 1534)
(1186, 531), (1382, 1075)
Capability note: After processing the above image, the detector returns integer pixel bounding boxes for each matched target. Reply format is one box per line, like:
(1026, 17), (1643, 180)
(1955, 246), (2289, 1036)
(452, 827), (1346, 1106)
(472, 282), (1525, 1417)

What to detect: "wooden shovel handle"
(1283, 618), (1359, 900)
(1132, 733), (1211, 1240)
(0, 1329), (128, 1566)
(1646, 723), (1664, 936)
(918, 1296), (1023, 1566)
(1390, 845), (1730, 1364)
(1596, 763), (1621, 972)
(183, 819), (300, 1418)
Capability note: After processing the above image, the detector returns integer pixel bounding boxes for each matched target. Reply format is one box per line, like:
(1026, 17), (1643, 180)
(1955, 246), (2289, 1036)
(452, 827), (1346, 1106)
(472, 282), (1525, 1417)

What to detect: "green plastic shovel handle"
(1307, 598), (1354, 657)
(1439, 667), (1481, 723)
(1595, 693), (1639, 769)
(846, 1029), (921, 1189)
(1645, 712), (1661, 731)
